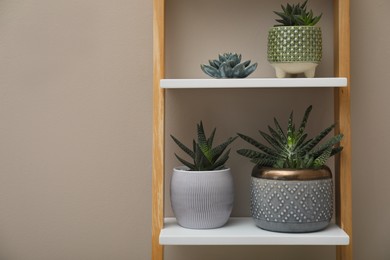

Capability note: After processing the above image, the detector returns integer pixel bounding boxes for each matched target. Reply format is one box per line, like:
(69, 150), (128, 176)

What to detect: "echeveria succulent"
(201, 53), (258, 78)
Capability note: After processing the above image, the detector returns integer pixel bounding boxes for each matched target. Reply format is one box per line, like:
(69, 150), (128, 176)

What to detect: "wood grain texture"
(334, 0), (352, 259)
(152, 0), (165, 259)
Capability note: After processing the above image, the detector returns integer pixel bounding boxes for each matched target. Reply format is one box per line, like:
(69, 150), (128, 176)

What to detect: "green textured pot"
(267, 26), (322, 78)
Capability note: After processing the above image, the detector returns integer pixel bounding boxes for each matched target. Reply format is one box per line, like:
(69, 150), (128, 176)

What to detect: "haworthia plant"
(171, 121), (237, 171)
(274, 0), (322, 26)
(237, 105), (343, 169)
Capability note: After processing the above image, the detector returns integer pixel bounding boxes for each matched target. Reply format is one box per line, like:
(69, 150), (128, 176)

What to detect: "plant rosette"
(250, 166), (332, 233)
(267, 26), (322, 78)
(200, 52), (258, 79)
(170, 166), (234, 229)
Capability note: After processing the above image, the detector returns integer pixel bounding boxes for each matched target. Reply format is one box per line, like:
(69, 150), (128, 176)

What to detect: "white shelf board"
(160, 77), (347, 89)
(160, 217), (349, 245)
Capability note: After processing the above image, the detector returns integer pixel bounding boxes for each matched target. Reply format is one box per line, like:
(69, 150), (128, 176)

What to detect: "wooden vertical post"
(152, 0), (165, 259)
(334, 0), (352, 259)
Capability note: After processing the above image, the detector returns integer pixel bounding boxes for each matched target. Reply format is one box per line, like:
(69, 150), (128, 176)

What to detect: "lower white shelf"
(160, 77), (348, 89)
(160, 217), (349, 245)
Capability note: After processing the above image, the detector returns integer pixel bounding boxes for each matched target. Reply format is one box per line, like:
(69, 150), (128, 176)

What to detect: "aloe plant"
(171, 121), (237, 171)
(201, 53), (258, 78)
(274, 0), (322, 26)
(237, 106), (343, 169)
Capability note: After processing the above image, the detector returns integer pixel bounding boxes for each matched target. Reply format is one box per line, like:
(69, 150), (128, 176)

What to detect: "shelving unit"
(152, 0), (352, 259)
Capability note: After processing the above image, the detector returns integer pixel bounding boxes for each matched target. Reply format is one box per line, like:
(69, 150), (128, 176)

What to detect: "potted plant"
(237, 106), (343, 232)
(267, 0), (322, 78)
(170, 121), (237, 229)
(201, 52), (258, 78)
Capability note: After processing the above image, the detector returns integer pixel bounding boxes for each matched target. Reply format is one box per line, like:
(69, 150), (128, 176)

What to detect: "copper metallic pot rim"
(251, 166), (332, 180)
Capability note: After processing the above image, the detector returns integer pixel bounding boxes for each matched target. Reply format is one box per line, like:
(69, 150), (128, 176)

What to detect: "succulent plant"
(171, 121), (237, 171)
(237, 105), (343, 169)
(201, 53), (258, 78)
(274, 0), (322, 26)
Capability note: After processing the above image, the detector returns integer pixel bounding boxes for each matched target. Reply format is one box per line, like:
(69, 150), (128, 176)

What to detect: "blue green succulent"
(201, 53), (258, 78)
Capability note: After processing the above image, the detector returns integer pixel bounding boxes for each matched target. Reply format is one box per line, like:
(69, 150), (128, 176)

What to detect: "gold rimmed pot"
(250, 166), (333, 233)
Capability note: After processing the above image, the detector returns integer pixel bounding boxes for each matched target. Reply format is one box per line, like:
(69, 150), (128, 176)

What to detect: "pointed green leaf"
(301, 124), (336, 153)
(197, 121), (209, 157)
(268, 125), (286, 146)
(213, 149), (231, 169)
(195, 143), (212, 169)
(210, 136), (237, 162)
(207, 128), (216, 148)
(250, 157), (276, 167)
(309, 134), (343, 158)
(330, 146), (343, 156)
(171, 134), (195, 159)
(273, 118), (287, 143)
(301, 0), (308, 10)
(174, 154), (195, 170)
(237, 133), (279, 157)
(281, 4), (286, 13)
(293, 133), (308, 151)
(259, 130), (286, 153)
(298, 105), (312, 136)
(313, 146), (332, 168)
(237, 149), (270, 159)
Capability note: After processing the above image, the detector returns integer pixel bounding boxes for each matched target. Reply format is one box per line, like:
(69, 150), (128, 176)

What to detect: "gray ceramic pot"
(170, 166), (234, 229)
(250, 166), (333, 233)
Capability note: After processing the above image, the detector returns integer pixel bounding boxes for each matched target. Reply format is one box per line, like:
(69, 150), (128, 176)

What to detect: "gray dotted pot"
(250, 166), (333, 233)
(170, 166), (234, 229)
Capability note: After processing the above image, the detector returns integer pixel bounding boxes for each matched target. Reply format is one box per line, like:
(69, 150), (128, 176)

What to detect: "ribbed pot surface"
(170, 167), (234, 229)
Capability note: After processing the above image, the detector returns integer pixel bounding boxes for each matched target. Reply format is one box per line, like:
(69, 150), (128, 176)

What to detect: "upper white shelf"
(160, 217), (350, 245)
(160, 77), (347, 89)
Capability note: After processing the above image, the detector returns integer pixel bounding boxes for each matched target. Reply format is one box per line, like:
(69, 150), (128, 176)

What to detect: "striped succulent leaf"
(274, 0), (322, 27)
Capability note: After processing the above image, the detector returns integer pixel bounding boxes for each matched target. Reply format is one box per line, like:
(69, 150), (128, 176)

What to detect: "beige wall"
(351, 0), (390, 259)
(0, 0), (389, 260)
(0, 1), (152, 259)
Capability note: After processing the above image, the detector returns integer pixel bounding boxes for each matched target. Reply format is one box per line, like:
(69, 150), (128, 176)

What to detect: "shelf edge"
(160, 78), (348, 89)
(160, 217), (350, 246)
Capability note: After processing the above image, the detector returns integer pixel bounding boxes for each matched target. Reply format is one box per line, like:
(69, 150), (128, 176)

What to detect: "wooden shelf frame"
(152, 0), (351, 259)
(334, 0), (352, 259)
